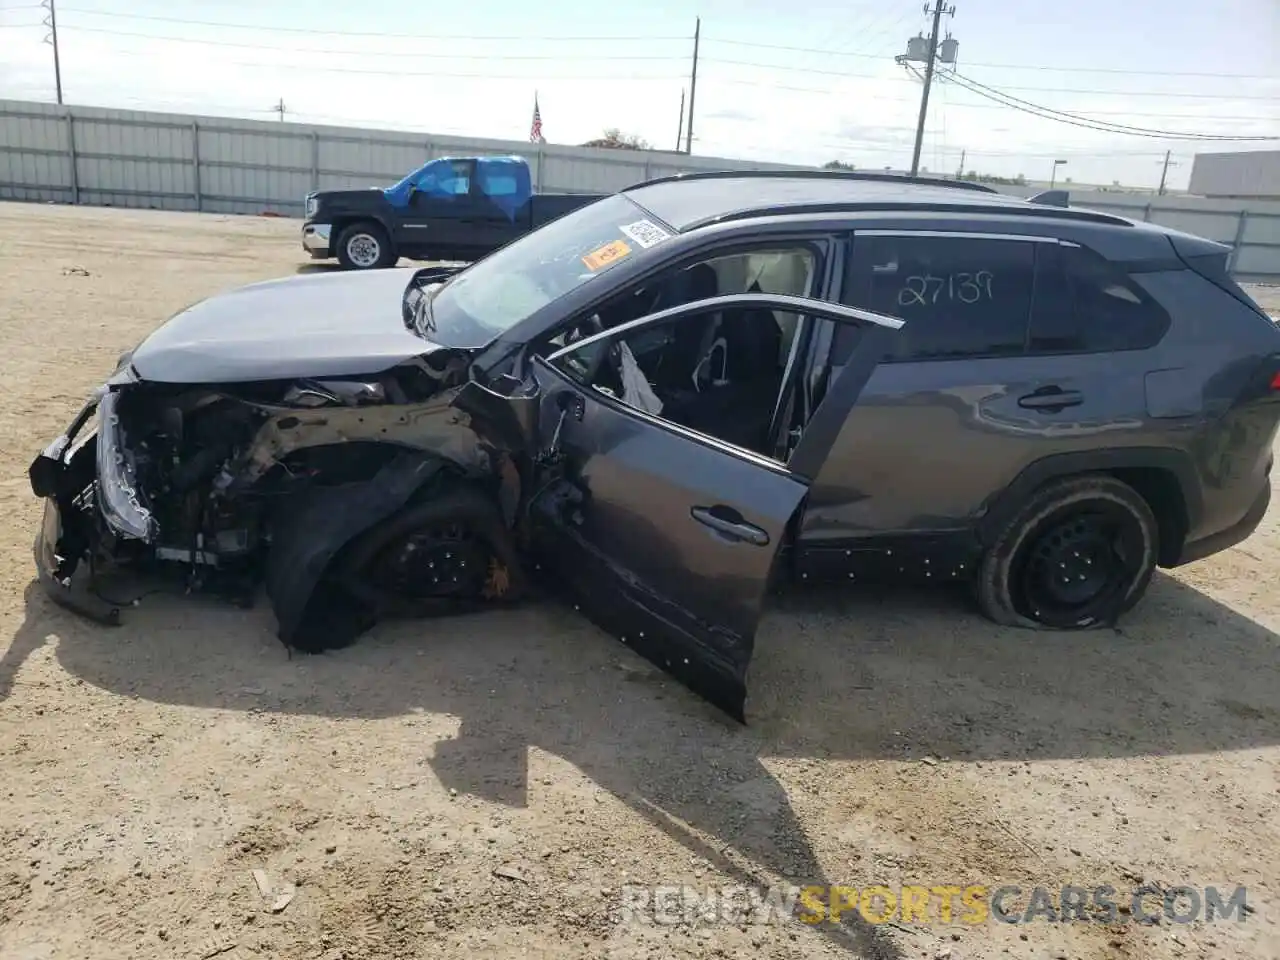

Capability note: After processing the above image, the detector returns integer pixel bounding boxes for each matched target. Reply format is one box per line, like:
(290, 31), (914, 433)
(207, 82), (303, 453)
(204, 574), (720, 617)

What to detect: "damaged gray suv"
(29, 171), (1280, 720)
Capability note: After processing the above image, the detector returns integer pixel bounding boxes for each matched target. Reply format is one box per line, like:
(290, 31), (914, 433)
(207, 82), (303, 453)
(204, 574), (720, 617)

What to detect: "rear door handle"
(1018, 386), (1083, 411)
(691, 506), (770, 546)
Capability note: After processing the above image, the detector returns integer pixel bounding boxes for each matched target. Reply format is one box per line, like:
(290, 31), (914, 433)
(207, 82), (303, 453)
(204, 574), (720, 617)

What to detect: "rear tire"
(336, 221), (396, 270)
(975, 474), (1158, 630)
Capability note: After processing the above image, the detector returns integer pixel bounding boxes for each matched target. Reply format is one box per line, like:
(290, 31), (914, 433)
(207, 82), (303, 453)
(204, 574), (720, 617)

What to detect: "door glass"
(551, 305), (806, 458)
(850, 235), (1034, 361)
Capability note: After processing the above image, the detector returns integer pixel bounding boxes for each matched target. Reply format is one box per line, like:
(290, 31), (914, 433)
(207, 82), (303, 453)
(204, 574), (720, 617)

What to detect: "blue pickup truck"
(300, 155), (604, 270)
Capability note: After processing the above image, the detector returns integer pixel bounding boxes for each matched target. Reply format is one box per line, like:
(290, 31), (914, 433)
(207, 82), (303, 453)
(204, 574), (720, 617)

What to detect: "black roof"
(623, 170), (1129, 232)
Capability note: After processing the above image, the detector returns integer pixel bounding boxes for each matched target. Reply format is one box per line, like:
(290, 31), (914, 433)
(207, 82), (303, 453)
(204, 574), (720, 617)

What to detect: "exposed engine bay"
(30, 339), (529, 650)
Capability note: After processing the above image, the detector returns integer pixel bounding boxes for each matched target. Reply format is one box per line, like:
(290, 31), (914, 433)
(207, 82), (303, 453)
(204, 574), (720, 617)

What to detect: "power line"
(54, 24), (688, 60)
(39, 7), (1280, 103)
(54, 6), (689, 41)
(184, 61), (683, 80)
(705, 56), (1279, 99)
(702, 74), (1266, 122)
(807, 3), (915, 67)
(950, 75), (1280, 101)
(938, 68), (1279, 140)
(704, 36), (1280, 80)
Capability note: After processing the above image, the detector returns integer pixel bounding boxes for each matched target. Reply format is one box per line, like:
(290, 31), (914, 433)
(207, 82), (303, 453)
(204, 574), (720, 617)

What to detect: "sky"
(1, 0), (1277, 190)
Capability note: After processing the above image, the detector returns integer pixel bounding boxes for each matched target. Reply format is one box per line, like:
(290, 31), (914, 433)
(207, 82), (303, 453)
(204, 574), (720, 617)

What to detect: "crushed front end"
(27, 345), (511, 640)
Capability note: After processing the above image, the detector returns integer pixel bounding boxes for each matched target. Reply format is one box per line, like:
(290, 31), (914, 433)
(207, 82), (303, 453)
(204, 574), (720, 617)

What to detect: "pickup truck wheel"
(975, 475), (1158, 630)
(336, 222), (396, 270)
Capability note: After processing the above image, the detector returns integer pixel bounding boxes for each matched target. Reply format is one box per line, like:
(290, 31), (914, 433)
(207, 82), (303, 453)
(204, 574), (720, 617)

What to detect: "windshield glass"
(423, 194), (670, 348)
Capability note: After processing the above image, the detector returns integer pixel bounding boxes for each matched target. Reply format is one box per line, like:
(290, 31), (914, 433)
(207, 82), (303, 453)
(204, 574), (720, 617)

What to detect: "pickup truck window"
(427, 194), (671, 347)
(478, 170), (519, 197)
(406, 159), (471, 195)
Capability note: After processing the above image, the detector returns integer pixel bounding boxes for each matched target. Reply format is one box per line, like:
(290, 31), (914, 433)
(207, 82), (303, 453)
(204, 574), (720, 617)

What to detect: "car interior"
(546, 248), (818, 459)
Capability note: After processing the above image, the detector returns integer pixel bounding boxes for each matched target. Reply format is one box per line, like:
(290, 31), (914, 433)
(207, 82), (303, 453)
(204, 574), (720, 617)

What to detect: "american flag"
(529, 95), (545, 143)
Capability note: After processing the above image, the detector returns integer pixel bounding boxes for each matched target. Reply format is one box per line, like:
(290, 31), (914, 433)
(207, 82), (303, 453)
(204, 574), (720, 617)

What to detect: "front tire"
(337, 485), (524, 618)
(335, 221), (396, 270)
(975, 475), (1158, 630)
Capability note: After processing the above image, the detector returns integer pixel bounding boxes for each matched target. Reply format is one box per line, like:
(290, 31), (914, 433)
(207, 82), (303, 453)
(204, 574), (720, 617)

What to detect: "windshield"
(423, 194), (672, 348)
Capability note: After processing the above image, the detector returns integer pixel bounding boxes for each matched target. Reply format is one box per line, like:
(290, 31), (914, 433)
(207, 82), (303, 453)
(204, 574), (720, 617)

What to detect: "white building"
(1189, 150), (1280, 200)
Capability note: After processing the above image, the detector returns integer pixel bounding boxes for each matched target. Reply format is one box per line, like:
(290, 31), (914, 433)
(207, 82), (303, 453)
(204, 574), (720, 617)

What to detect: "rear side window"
(849, 235), (1035, 361)
(1029, 242), (1170, 354)
(480, 173), (519, 196)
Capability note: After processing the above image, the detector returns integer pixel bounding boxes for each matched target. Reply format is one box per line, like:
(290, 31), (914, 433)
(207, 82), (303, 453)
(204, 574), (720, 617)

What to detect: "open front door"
(527, 293), (903, 721)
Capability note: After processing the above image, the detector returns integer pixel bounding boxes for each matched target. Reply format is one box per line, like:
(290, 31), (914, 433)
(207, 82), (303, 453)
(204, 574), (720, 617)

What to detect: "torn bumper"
(33, 496), (122, 626)
(28, 389), (128, 625)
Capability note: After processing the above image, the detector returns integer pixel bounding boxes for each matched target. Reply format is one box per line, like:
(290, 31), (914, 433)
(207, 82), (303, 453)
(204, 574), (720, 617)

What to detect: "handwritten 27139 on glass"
(897, 271), (995, 307)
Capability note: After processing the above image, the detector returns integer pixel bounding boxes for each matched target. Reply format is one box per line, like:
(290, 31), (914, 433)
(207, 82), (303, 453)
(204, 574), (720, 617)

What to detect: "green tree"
(582, 128), (651, 150)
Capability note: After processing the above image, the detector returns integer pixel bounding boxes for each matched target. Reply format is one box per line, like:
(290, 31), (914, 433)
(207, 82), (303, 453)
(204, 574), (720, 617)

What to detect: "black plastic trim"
(976, 448), (1202, 547)
(1173, 479), (1271, 567)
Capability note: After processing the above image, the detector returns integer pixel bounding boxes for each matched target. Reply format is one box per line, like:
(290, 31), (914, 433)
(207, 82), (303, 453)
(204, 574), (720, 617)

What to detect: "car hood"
(129, 268), (444, 383)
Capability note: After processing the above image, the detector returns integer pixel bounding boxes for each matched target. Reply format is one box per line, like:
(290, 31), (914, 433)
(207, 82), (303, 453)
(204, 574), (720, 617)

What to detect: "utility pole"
(272, 98), (287, 122)
(41, 0), (64, 105)
(685, 17), (700, 154)
(1157, 150), (1179, 195)
(675, 89), (686, 152)
(955, 148), (965, 180)
(907, 1), (955, 177)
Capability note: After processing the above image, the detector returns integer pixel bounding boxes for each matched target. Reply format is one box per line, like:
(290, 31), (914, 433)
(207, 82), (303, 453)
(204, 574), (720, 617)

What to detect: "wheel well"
(982, 451), (1197, 565)
(333, 217), (389, 243)
(1102, 466), (1188, 565)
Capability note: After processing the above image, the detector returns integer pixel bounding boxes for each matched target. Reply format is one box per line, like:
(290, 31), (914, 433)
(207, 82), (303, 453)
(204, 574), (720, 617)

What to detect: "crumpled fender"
(265, 452), (446, 650)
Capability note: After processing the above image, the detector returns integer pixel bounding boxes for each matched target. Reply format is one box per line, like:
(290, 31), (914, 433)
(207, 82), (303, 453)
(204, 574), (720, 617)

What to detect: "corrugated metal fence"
(2, 98), (1279, 283)
(0, 99), (804, 213)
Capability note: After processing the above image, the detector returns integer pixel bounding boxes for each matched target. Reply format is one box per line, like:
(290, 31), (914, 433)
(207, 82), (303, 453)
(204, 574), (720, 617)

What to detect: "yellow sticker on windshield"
(582, 238), (632, 271)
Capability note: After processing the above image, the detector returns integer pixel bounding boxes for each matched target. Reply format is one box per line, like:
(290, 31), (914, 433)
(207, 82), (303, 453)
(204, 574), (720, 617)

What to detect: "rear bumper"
(1172, 477), (1272, 566)
(302, 222), (332, 257)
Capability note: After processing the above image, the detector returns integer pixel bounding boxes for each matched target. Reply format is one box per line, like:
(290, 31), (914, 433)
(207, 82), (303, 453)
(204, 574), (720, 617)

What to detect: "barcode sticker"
(620, 219), (672, 249)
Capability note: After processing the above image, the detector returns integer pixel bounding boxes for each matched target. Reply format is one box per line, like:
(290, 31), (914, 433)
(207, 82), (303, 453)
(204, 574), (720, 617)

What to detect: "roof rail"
(682, 199), (1133, 232)
(623, 168), (1000, 195)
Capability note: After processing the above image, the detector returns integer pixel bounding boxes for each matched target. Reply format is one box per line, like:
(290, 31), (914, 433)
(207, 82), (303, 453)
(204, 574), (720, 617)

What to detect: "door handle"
(691, 506), (770, 546)
(1018, 385), (1083, 412)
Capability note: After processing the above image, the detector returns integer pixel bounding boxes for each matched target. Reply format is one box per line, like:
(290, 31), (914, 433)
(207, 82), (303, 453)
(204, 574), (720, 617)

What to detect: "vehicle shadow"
(3, 569), (1279, 955)
(295, 262), (343, 275)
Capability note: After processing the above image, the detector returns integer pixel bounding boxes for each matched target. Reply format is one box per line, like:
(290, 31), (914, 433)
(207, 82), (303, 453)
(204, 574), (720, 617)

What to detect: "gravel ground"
(1, 201), (1278, 960)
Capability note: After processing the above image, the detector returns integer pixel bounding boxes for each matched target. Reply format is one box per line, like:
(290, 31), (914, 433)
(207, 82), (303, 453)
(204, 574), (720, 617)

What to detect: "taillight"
(1233, 354), (1280, 407)
(1233, 358), (1280, 409)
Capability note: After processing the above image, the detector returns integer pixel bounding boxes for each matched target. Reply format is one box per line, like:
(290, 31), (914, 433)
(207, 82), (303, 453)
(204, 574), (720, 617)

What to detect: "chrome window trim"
(854, 229), (1061, 244)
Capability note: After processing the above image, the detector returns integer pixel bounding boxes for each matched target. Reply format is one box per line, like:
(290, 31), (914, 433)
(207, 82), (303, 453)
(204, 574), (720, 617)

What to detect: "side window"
(1029, 242), (1171, 354)
(434, 161), (472, 196)
(849, 235), (1035, 361)
(480, 173), (519, 197)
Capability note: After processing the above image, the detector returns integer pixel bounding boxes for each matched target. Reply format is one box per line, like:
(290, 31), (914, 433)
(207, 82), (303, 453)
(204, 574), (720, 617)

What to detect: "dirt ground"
(1, 201), (1278, 960)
